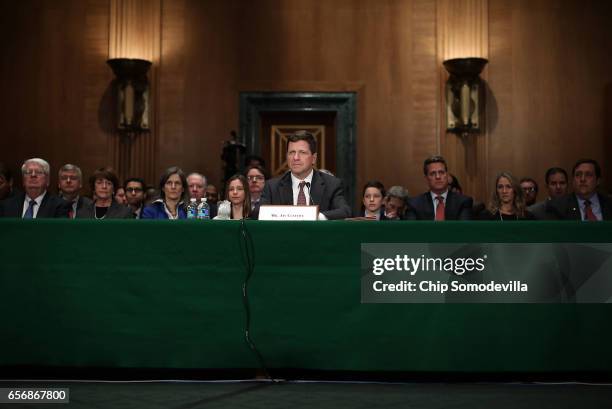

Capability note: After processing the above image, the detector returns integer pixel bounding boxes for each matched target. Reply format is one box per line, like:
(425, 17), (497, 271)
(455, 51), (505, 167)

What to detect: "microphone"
(305, 182), (315, 205)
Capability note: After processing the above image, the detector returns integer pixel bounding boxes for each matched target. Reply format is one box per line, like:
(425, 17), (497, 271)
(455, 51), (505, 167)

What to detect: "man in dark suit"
(406, 155), (473, 220)
(528, 167), (568, 220)
(546, 159), (612, 221)
(0, 162), (14, 200)
(0, 158), (69, 218)
(259, 130), (351, 220)
(58, 163), (93, 219)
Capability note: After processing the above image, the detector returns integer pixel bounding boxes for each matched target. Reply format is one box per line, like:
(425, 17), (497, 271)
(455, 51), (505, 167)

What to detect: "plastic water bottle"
(197, 198), (210, 219)
(186, 198), (198, 219)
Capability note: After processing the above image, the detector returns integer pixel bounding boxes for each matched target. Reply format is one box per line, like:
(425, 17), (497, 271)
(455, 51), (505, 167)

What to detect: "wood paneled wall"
(486, 0), (612, 200)
(0, 0), (112, 192)
(1, 0), (611, 202)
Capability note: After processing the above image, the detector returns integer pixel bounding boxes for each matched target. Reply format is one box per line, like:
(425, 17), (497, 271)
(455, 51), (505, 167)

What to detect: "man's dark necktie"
(584, 199), (598, 221)
(297, 181), (307, 206)
(23, 199), (36, 219)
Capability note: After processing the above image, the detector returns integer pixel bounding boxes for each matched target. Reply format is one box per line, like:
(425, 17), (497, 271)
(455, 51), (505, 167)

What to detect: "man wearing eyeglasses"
(519, 177), (539, 207)
(246, 165), (266, 212)
(58, 163), (92, 219)
(124, 177), (146, 218)
(0, 158), (70, 218)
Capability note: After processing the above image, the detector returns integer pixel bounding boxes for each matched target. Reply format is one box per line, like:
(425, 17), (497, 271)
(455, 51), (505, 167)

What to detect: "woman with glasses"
(478, 171), (534, 221)
(77, 167), (134, 219)
(141, 166), (188, 219)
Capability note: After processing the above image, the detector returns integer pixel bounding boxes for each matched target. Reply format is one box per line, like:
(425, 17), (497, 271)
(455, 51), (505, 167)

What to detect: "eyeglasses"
(60, 175), (79, 181)
(247, 176), (264, 182)
(23, 169), (46, 176)
(522, 187), (536, 193)
(126, 187), (143, 193)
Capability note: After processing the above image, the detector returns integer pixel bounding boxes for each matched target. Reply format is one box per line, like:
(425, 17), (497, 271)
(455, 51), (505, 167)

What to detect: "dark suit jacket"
(406, 191), (473, 220)
(0, 191), (70, 218)
(61, 195), (94, 218)
(76, 200), (135, 219)
(260, 170), (351, 220)
(546, 193), (612, 221)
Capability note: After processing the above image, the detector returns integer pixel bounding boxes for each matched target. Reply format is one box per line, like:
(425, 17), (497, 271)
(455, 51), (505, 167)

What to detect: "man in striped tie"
(259, 130), (351, 220)
(0, 158), (70, 218)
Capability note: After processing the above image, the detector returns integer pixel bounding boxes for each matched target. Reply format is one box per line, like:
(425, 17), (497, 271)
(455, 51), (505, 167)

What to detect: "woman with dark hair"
(224, 174), (251, 220)
(358, 180), (387, 220)
(141, 166), (188, 219)
(77, 167), (134, 219)
(478, 171), (534, 221)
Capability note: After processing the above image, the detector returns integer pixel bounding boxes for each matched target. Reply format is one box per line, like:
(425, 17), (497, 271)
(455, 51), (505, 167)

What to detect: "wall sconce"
(443, 57), (488, 137)
(107, 58), (152, 134)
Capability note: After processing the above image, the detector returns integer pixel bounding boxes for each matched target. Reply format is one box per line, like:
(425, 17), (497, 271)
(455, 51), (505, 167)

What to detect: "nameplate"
(258, 205), (319, 221)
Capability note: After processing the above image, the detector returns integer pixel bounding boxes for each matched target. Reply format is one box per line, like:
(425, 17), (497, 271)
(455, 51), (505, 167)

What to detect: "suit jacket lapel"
(12, 192), (26, 217)
(278, 172), (294, 205)
(310, 171), (324, 208)
(597, 193), (612, 221)
(445, 191), (455, 218)
(569, 195), (582, 220)
(425, 193), (435, 220)
(37, 192), (50, 218)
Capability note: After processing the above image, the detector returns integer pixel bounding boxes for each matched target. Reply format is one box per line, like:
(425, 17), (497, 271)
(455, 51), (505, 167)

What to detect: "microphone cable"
(239, 217), (271, 380)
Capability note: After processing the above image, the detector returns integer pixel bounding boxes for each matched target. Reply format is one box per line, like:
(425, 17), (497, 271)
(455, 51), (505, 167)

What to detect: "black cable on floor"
(239, 218), (271, 380)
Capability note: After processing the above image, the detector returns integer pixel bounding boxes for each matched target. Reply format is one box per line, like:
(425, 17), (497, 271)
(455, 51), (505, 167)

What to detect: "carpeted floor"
(1, 380), (612, 409)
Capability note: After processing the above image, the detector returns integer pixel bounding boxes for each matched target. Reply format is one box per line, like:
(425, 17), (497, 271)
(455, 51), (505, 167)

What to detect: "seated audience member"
(225, 174), (251, 219)
(406, 156), (473, 220)
(124, 177), (146, 218)
(358, 180), (386, 220)
(547, 159), (612, 221)
(206, 184), (219, 207)
(448, 173), (462, 194)
(187, 172), (207, 201)
(519, 177), (538, 207)
(478, 171), (534, 221)
(528, 167), (568, 220)
(77, 168), (133, 219)
(114, 186), (128, 205)
(0, 162), (14, 200)
(57, 163), (92, 219)
(0, 158), (69, 218)
(187, 172), (217, 218)
(144, 185), (159, 204)
(246, 165), (266, 213)
(141, 166), (188, 219)
(383, 185), (409, 220)
(260, 130), (351, 220)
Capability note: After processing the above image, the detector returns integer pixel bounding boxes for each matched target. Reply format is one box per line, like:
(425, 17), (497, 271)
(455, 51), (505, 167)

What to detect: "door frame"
(239, 92), (357, 208)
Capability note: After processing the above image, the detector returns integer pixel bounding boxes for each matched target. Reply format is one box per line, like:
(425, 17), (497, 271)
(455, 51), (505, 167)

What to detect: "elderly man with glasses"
(0, 158), (70, 218)
(57, 163), (93, 219)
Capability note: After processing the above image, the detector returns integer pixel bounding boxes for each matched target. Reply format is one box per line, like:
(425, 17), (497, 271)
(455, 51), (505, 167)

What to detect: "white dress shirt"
(21, 192), (47, 218)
